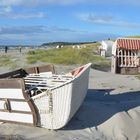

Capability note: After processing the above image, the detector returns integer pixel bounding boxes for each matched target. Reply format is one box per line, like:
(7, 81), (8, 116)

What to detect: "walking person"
(19, 46), (22, 53)
(5, 46), (8, 53)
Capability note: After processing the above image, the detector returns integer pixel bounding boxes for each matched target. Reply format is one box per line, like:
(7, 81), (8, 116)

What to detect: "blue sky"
(0, 0), (140, 45)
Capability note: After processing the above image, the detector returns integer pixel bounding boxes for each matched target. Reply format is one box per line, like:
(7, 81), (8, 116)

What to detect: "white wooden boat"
(0, 63), (91, 129)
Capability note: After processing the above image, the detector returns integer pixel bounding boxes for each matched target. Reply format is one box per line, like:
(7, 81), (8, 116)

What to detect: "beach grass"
(0, 56), (12, 66)
(26, 45), (110, 66)
(136, 73), (140, 80)
(0, 55), (18, 70)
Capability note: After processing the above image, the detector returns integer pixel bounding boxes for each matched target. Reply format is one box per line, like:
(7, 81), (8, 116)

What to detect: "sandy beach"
(0, 49), (140, 140)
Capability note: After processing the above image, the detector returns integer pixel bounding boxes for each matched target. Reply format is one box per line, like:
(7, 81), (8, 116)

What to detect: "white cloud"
(0, 6), (12, 13)
(0, 0), (34, 7)
(10, 12), (45, 19)
(0, 11), (46, 19)
(0, 26), (46, 34)
(79, 13), (114, 24)
(78, 13), (140, 28)
(0, 0), (80, 6)
(0, 5), (46, 19)
(4, 6), (12, 12)
(0, 0), (140, 7)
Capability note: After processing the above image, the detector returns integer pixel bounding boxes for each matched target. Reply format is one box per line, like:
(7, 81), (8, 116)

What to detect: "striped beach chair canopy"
(117, 38), (140, 50)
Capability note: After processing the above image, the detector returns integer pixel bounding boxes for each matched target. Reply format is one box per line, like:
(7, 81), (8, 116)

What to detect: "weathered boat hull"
(32, 63), (91, 129)
(0, 63), (91, 129)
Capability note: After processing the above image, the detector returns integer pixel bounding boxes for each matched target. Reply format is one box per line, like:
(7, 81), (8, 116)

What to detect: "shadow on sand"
(64, 89), (140, 130)
(91, 64), (111, 72)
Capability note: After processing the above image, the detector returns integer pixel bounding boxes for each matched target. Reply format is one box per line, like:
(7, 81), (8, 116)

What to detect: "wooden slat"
(24, 64), (55, 74)
(0, 79), (25, 88)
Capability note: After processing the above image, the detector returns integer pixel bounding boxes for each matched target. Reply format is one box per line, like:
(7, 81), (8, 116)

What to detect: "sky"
(0, 0), (140, 45)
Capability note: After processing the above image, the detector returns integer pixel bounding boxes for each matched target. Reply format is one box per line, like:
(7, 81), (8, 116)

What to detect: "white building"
(99, 40), (114, 57)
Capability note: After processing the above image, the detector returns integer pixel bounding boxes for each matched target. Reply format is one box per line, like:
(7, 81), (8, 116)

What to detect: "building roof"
(117, 38), (140, 50)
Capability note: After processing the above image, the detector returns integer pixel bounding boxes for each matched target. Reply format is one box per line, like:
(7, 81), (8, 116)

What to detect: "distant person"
(19, 46), (22, 53)
(5, 46), (8, 53)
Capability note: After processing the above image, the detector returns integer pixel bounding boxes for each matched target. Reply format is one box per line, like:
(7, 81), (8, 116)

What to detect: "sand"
(0, 49), (140, 140)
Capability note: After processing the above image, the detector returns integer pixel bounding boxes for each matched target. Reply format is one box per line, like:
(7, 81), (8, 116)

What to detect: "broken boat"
(0, 63), (91, 129)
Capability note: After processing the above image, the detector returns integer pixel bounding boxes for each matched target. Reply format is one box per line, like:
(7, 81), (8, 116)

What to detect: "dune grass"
(27, 45), (110, 66)
(136, 73), (140, 80)
(0, 56), (18, 70)
(0, 56), (12, 66)
(127, 36), (140, 38)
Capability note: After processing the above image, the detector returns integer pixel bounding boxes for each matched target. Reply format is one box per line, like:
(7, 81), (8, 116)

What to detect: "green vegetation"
(27, 43), (110, 68)
(0, 56), (18, 70)
(127, 36), (140, 38)
(0, 56), (12, 66)
(136, 73), (140, 80)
